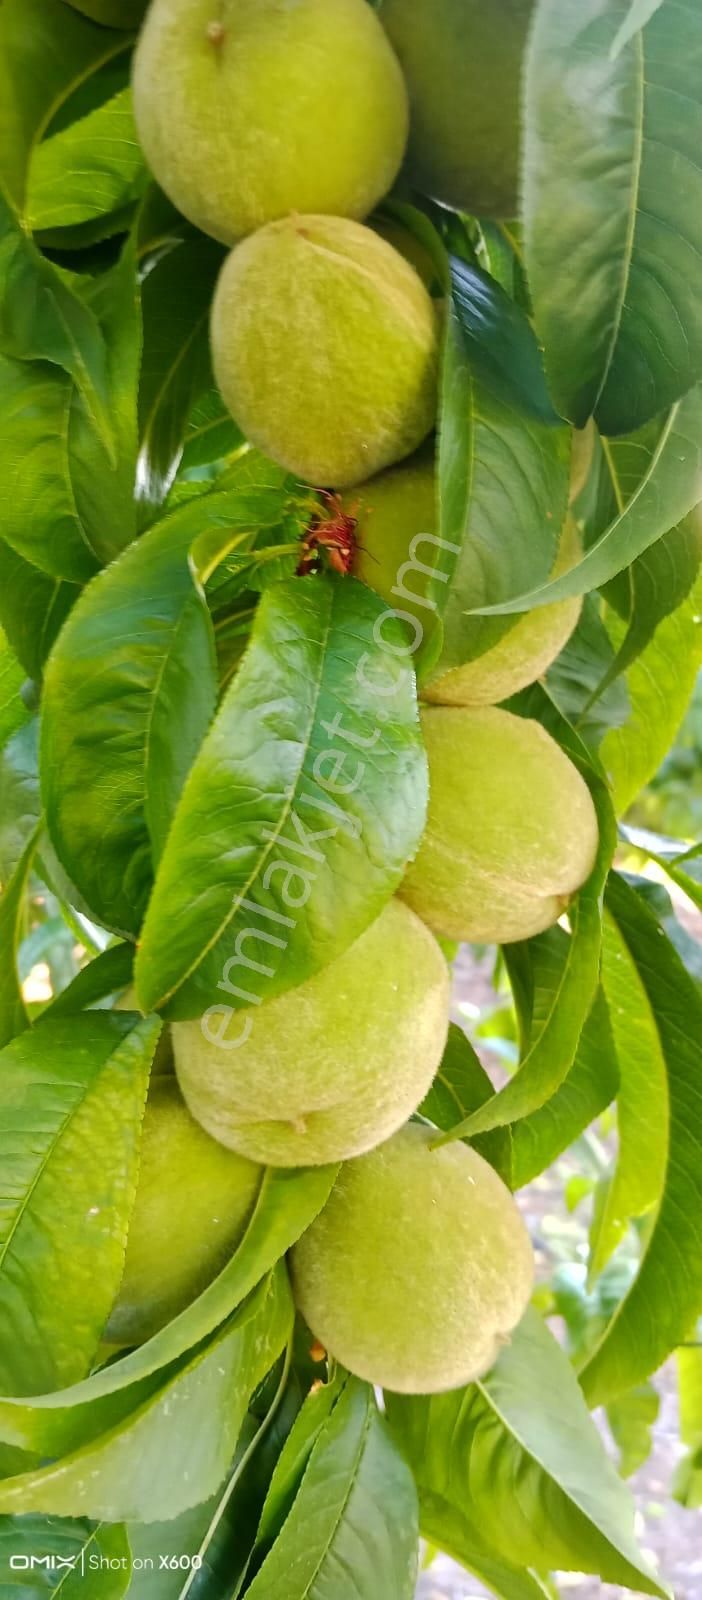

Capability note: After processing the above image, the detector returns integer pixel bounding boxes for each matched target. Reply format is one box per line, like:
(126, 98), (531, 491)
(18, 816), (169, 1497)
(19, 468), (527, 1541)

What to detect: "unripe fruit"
(291, 1122), (534, 1394)
(380, 0), (534, 219)
(350, 452), (582, 705)
(132, 0), (409, 246)
(172, 901), (449, 1169)
(400, 706), (599, 944)
(211, 215), (439, 489)
(106, 1078), (261, 1345)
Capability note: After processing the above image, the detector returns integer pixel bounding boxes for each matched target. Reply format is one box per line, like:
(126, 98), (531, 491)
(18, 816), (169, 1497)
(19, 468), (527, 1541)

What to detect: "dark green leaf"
(420, 1023), (513, 1186)
(387, 1308), (664, 1596)
(138, 240), (227, 508)
(0, 1271), (292, 1523)
(0, 721), (41, 882)
(525, 0), (702, 433)
(0, 1011), (159, 1396)
(46, 944), (135, 1018)
(0, 542), (79, 681)
(0, 237), (140, 582)
(580, 873), (702, 1405)
(244, 1376), (419, 1600)
(437, 256), (570, 667)
(135, 576), (428, 1019)
(0, 1518), (131, 1600)
(0, 0), (128, 214)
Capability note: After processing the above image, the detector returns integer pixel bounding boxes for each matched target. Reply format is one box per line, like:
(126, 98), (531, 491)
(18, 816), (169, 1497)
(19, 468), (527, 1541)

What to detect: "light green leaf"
(601, 570), (702, 812)
(0, 1164), (336, 1457)
(0, 1012), (159, 1396)
(28, 88), (147, 232)
(0, 628), (28, 752)
(589, 912), (669, 1278)
(606, 1383), (659, 1478)
(580, 874), (702, 1406)
(387, 1308), (664, 1596)
(0, 829), (40, 1049)
(525, 0), (702, 434)
(0, 1271), (292, 1523)
(511, 980), (619, 1189)
(135, 575), (428, 1019)
(244, 1376), (419, 1600)
(474, 385), (702, 613)
(0, 721), (41, 882)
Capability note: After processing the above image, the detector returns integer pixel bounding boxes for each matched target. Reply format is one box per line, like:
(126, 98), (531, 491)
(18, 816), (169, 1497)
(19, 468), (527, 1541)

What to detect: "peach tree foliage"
(0, 1), (701, 1598)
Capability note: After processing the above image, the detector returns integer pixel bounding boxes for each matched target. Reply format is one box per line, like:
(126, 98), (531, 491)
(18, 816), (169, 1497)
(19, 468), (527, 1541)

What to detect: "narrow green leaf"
(525, 0), (702, 433)
(0, 628), (28, 752)
(474, 385), (702, 613)
(420, 1023), (513, 1186)
(138, 239), (227, 507)
(0, 721), (41, 882)
(437, 257), (570, 668)
(0, 1012), (159, 1396)
(27, 88), (147, 232)
(387, 1308), (664, 1596)
(0, 1272), (292, 1523)
(46, 945), (135, 1019)
(580, 874), (702, 1406)
(0, 192), (116, 461)
(0, 1164), (336, 1458)
(0, 238), (140, 582)
(180, 390), (242, 476)
(0, 829), (40, 1049)
(135, 576), (428, 1019)
(0, 542), (79, 681)
(244, 1376), (419, 1600)
(601, 569), (702, 813)
(511, 982), (619, 1189)
(606, 1383), (659, 1479)
(0, 1519), (132, 1600)
(589, 912), (669, 1278)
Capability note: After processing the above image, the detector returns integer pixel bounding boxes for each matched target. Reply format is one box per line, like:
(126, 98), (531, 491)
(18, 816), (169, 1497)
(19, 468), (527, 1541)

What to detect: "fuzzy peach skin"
(132, 0), (409, 244)
(210, 214), (439, 488)
(291, 1121), (534, 1393)
(173, 900), (449, 1168)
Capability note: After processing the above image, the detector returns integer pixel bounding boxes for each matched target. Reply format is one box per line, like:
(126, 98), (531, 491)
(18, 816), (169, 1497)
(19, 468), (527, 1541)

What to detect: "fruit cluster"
(109, 0), (601, 1395)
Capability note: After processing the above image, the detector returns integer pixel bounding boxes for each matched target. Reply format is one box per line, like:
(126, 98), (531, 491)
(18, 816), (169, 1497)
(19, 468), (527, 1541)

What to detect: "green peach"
(380, 0), (534, 219)
(400, 705), (599, 944)
(211, 215), (439, 489)
(106, 1077), (261, 1344)
(132, 0), (408, 245)
(172, 900), (449, 1168)
(350, 451), (581, 705)
(290, 1121), (534, 1394)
